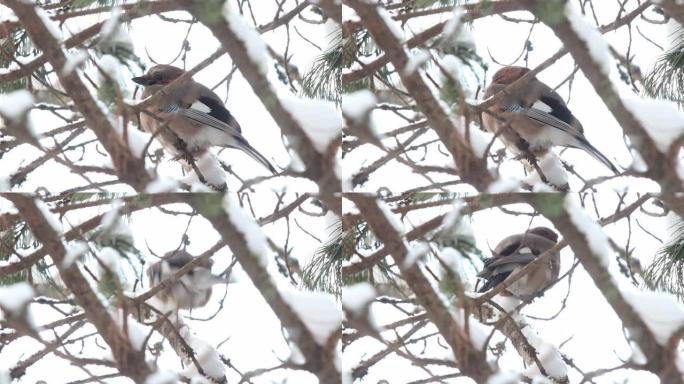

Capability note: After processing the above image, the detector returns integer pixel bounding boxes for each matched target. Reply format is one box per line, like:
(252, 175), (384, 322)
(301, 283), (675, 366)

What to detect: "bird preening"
(482, 66), (619, 175)
(132, 65), (277, 175)
(146, 250), (231, 310)
(476, 226), (561, 300)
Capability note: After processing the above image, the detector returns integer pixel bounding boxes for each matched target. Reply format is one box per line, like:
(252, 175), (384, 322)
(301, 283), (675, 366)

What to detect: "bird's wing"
(536, 94), (578, 129)
(192, 95), (243, 133)
(164, 103), (278, 174)
(481, 254), (537, 272)
(523, 105), (578, 135)
(160, 99), (243, 137)
(508, 100), (618, 173)
(159, 87), (277, 174)
(493, 83), (579, 136)
(159, 81), (243, 136)
(480, 232), (555, 278)
(564, 135), (620, 174)
(496, 233), (555, 255)
(500, 99), (578, 140)
(523, 103), (618, 173)
(494, 234), (525, 256)
(177, 107), (243, 137)
(476, 253), (536, 294)
(476, 273), (507, 293)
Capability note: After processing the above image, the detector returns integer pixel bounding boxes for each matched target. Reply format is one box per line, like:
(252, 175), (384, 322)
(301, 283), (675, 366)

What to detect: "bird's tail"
(573, 137), (619, 175)
(193, 269), (236, 288)
(230, 138), (278, 175)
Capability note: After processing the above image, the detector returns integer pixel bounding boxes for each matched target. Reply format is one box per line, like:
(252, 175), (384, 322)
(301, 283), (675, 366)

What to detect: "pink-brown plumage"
(133, 65), (277, 174)
(482, 66), (618, 174)
(477, 226), (561, 299)
(491, 66), (531, 85)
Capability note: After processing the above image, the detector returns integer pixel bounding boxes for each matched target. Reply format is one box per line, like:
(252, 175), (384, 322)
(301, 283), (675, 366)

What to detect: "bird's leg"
(491, 148), (507, 165)
(172, 138), (194, 163)
(513, 138), (537, 164)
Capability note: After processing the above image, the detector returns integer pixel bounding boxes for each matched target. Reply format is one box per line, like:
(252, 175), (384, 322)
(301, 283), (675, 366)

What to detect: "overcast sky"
(342, 1), (679, 383)
(0, 2), (339, 382)
(344, 1), (671, 194)
(0, 0), (681, 383)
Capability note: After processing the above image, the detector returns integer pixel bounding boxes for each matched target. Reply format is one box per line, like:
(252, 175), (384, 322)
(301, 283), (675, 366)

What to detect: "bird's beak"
(131, 76), (151, 85)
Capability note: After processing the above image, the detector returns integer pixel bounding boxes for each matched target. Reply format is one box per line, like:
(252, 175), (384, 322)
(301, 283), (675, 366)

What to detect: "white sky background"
(0, 1), (337, 193)
(0, 2), (344, 383)
(343, 192), (675, 383)
(0, 0), (683, 383)
(343, 0), (673, 194)
(0, 193), (339, 383)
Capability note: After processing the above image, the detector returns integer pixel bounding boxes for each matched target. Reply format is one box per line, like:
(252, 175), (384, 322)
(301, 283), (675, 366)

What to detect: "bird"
(146, 250), (230, 310)
(476, 226), (561, 299)
(132, 65), (277, 174)
(481, 66), (619, 174)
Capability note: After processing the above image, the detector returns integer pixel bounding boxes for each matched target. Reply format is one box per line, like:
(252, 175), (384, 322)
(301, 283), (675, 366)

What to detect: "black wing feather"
(497, 240), (523, 257)
(477, 272), (509, 293)
(196, 96), (239, 131)
(538, 95), (575, 127)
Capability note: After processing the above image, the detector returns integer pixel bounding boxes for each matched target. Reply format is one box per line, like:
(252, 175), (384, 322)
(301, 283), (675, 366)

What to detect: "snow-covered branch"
(185, 194), (342, 383)
(527, 193), (684, 382)
(6, 194), (153, 382)
(2, 0), (153, 192)
(345, 0), (494, 192)
(182, 2), (342, 213)
(523, 0), (684, 215)
(348, 194), (495, 382)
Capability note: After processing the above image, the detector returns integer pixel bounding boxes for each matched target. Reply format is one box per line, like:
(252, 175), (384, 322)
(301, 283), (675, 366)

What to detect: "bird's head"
(528, 226), (558, 243)
(491, 66), (531, 85)
(132, 65), (185, 86)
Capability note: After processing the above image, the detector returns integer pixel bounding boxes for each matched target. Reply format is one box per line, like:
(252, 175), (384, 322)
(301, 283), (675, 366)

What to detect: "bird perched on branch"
(482, 66), (618, 174)
(132, 65), (277, 174)
(146, 250), (231, 310)
(477, 227), (560, 299)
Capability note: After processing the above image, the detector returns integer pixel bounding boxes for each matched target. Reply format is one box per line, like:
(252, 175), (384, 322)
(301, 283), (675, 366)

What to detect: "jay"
(477, 226), (560, 299)
(146, 250), (230, 310)
(482, 66), (618, 174)
(132, 65), (277, 174)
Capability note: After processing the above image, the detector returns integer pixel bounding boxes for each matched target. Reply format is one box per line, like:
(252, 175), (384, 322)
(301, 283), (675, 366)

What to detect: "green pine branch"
(645, 220), (684, 297)
(643, 25), (684, 105)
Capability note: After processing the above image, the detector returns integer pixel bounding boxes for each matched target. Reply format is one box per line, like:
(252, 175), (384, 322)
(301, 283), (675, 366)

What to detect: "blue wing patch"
(160, 104), (179, 113)
(504, 103), (524, 113)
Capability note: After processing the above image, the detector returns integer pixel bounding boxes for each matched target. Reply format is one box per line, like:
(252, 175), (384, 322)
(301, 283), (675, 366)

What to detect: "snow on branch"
(185, 194), (341, 383)
(0, 1), (183, 84)
(0, 282), (34, 316)
(6, 195), (153, 383)
(341, 1), (527, 85)
(527, 193), (684, 382)
(345, 0), (495, 191)
(182, 2), (342, 212)
(341, 194), (531, 279)
(523, 0), (684, 216)
(3, 0), (152, 192)
(348, 194), (495, 382)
